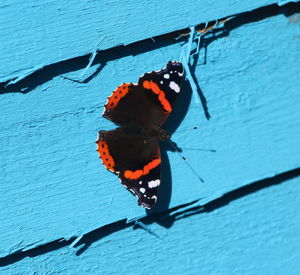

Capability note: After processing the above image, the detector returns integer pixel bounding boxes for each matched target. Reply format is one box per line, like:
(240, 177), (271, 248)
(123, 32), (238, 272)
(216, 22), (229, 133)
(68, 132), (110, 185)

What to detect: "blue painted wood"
(0, 0), (276, 82)
(0, 1), (300, 272)
(2, 171), (300, 274)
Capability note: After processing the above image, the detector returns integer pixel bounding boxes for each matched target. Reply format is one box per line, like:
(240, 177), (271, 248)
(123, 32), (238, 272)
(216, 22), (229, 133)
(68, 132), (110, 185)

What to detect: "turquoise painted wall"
(1, 1), (300, 274)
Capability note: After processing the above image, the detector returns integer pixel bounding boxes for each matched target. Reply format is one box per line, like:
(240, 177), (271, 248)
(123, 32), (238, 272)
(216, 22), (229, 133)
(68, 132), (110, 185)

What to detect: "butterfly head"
(158, 129), (171, 141)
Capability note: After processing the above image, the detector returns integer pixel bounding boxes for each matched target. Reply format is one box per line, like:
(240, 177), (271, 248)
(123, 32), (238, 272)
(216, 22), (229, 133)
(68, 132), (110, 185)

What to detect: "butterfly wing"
(138, 60), (184, 119)
(98, 61), (184, 209)
(120, 166), (160, 209)
(96, 129), (161, 209)
(103, 61), (184, 127)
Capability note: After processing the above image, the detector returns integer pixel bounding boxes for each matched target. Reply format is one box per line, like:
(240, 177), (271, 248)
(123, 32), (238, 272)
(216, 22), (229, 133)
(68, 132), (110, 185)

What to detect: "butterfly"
(96, 61), (185, 209)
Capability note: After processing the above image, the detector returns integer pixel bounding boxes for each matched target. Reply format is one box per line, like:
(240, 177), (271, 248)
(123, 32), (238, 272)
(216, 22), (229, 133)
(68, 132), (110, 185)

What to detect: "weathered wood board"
(2, 169), (300, 274)
(0, 0), (275, 82)
(0, 1), (299, 273)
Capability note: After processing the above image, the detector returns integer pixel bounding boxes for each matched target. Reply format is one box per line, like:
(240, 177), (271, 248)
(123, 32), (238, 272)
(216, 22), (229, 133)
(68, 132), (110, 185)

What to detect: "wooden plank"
(1, 169), (299, 273)
(0, 0), (276, 82)
(1, 6), (300, 257)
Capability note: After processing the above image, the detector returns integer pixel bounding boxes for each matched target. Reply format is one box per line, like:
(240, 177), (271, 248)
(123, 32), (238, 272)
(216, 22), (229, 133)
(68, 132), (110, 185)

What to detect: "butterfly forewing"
(103, 83), (167, 127)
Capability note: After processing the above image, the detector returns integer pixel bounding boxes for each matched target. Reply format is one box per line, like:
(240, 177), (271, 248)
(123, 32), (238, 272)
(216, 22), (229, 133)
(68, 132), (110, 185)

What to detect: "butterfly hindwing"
(96, 129), (161, 209)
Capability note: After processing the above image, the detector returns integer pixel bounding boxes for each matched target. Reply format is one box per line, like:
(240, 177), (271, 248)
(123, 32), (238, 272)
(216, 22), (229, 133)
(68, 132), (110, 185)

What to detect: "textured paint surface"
(2, 172), (300, 274)
(0, 0), (275, 82)
(1, 0), (300, 273)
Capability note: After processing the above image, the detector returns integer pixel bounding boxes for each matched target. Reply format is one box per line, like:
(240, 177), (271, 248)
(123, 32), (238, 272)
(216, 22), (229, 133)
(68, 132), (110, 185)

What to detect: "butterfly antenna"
(176, 126), (199, 133)
(181, 148), (216, 152)
(175, 126), (216, 152)
(167, 140), (204, 183)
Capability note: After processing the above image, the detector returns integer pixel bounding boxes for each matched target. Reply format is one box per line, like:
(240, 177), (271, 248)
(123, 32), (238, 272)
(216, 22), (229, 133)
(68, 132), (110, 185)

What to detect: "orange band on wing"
(105, 83), (130, 111)
(124, 158), (160, 180)
(96, 139), (115, 172)
(142, 80), (172, 113)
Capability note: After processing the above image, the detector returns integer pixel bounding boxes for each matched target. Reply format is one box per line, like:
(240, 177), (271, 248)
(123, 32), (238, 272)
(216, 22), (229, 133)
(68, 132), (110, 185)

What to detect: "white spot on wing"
(140, 187), (146, 193)
(178, 71), (184, 77)
(151, 195), (157, 201)
(160, 80), (163, 84)
(163, 74), (170, 79)
(169, 81), (180, 93)
(148, 179), (160, 188)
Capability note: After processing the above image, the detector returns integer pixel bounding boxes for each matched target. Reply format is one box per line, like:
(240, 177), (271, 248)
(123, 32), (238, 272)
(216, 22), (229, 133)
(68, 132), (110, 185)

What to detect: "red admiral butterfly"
(96, 61), (185, 209)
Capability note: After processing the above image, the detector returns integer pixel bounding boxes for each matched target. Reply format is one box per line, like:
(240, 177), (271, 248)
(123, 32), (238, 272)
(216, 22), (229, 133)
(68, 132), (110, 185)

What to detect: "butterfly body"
(97, 61), (184, 209)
